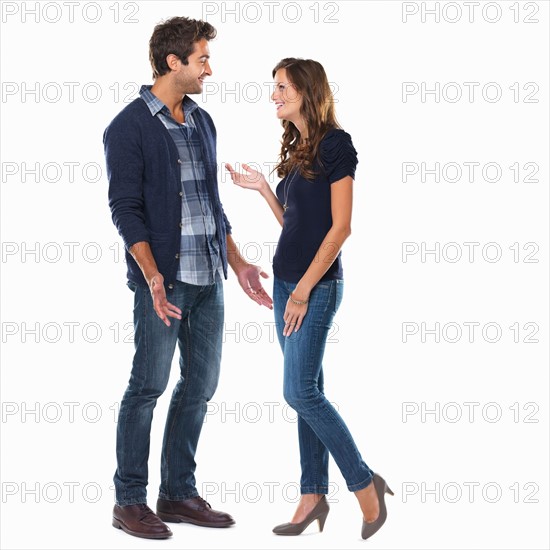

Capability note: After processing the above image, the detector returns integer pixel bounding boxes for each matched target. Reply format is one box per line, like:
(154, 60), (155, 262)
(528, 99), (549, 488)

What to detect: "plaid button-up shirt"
(140, 85), (222, 285)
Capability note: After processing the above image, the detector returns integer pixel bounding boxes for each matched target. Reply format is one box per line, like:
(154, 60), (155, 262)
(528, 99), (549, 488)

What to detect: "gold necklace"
(282, 168), (299, 212)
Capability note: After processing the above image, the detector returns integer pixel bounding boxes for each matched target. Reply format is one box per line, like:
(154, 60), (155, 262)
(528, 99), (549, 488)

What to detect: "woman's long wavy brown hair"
(272, 58), (340, 180)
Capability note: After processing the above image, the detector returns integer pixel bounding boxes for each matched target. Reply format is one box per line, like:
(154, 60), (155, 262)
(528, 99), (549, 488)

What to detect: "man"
(103, 16), (272, 540)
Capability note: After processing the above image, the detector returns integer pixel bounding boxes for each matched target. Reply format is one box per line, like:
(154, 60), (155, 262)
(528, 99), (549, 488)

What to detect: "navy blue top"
(103, 95), (232, 290)
(273, 128), (358, 283)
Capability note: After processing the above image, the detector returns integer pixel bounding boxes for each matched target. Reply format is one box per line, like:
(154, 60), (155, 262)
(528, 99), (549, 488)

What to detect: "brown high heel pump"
(272, 495), (329, 536)
(361, 473), (394, 540)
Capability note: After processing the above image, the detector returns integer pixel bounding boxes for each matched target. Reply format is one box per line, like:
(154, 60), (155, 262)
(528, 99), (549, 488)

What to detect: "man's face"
(174, 38), (212, 94)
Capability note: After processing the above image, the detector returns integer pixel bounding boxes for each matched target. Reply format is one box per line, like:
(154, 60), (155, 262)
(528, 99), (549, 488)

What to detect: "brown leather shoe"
(112, 503), (172, 539)
(156, 496), (235, 528)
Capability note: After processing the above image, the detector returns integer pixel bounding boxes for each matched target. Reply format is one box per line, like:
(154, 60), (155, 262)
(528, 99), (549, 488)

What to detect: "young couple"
(104, 15), (392, 542)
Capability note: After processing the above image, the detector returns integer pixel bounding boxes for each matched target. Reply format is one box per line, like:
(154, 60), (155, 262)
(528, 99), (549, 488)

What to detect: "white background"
(1, 1), (549, 549)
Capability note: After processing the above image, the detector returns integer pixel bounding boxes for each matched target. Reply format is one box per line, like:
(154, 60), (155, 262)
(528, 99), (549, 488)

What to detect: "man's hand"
(149, 273), (183, 327)
(235, 264), (273, 309)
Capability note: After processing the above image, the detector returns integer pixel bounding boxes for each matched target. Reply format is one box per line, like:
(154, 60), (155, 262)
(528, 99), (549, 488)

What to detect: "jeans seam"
(162, 317), (192, 497)
(116, 285), (148, 504)
(347, 474), (374, 492)
(158, 488), (199, 501)
(302, 283), (332, 495)
(299, 281), (367, 492)
(301, 485), (329, 494)
(116, 497), (148, 506)
(143, 285), (149, 391)
(315, 398), (366, 487)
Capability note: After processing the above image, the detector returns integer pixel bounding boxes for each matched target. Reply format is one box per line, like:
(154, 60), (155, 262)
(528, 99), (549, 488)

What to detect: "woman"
(225, 58), (392, 540)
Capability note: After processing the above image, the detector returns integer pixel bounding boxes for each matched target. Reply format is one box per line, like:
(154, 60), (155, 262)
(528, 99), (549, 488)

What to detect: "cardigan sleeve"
(222, 208), (232, 235)
(104, 114), (150, 251)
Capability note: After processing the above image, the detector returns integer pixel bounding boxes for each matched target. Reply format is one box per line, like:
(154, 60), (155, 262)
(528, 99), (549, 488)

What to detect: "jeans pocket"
(315, 281), (332, 290)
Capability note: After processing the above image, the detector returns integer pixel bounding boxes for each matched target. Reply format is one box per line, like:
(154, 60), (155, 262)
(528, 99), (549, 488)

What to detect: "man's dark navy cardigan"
(103, 96), (232, 289)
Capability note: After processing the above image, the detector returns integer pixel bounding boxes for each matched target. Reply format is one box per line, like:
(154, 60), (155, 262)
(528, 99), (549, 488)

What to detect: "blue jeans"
(114, 278), (224, 505)
(273, 276), (374, 494)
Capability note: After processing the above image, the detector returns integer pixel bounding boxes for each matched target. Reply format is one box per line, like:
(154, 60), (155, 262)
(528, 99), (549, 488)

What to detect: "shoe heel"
(273, 496), (329, 536)
(317, 511), (328, 532)
(384, 483), (394, 497)
(112, 518), (122, 529)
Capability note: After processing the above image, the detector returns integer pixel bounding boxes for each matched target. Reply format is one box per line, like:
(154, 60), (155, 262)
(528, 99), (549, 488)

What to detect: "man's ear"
(166, 53), (180, 72)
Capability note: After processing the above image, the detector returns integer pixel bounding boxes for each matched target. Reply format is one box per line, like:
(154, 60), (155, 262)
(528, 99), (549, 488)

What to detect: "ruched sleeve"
(319, 129), (358, 184)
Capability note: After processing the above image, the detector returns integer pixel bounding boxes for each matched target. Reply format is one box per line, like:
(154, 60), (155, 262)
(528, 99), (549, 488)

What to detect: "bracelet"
(289, 292), (309, 305)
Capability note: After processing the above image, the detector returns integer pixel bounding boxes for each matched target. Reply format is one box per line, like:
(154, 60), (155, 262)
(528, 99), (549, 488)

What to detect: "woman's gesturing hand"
(225, 163), (268, 193)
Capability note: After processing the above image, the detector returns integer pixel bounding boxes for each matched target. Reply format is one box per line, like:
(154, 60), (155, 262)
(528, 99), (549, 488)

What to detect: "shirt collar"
(139, 84), (198, 118)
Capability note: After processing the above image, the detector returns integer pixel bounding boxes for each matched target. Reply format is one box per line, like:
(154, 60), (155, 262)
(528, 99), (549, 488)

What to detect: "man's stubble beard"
(177, 72), (203, 96)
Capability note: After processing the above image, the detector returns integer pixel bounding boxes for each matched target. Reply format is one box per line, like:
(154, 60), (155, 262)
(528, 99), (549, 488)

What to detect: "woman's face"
(271, 68), (303, 124)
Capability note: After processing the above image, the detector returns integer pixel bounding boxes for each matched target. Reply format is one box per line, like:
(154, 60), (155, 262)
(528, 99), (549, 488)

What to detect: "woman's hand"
(225, 163), (268, 193)
(282, 291), (310, 336)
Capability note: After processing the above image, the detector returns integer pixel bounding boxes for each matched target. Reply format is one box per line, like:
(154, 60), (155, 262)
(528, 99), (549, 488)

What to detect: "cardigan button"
(179, 222), (183, 228)
(177, 159), (182, 164)
(168, 284), (174, 290)
(175, 253), (179, 259)
(179, 191), (183, 197)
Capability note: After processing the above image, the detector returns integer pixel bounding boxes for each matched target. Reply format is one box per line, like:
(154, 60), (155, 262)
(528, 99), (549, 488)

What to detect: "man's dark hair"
(149, 16), (217, 79)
